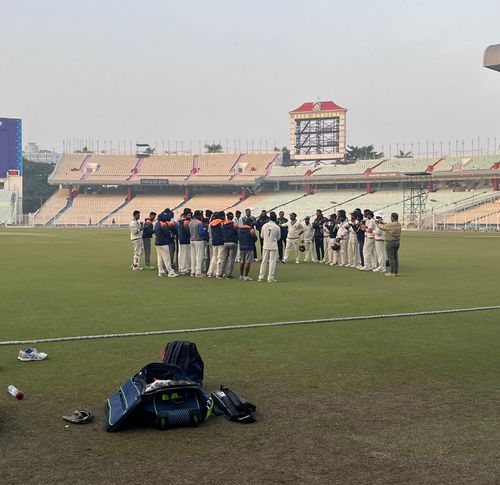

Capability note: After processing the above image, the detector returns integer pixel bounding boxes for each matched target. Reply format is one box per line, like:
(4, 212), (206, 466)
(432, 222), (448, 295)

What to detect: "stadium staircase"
(97, 197), (131, 226)
(48, 198), (73, 226)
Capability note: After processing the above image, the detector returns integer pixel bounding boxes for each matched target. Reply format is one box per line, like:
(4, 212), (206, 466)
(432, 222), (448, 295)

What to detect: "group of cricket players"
(129, 205), (402, 282)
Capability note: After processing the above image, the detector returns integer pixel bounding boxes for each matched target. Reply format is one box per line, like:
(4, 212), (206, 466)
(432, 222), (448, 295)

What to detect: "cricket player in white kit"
(258, 212), (281, 283)
(283, 213), (303, 264)
(362, 210), (377, 270)
(129, 210), (143, 270)
(373, 211), (387, 272)
(302, 216), (316, 262)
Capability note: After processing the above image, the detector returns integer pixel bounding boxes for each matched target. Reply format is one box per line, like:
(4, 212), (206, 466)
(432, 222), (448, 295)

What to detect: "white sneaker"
(168, 273), (179, 278)
(18, 348), (48, 362)
(239, 275), (245, 280)
(244, 276), (253, 281)
(268, 278), (277, 283)
(258, 278), (264, 282)
(295, 261), (300, 264)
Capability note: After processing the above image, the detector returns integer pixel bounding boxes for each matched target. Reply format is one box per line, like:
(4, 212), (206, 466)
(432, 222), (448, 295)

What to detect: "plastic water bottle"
(8, 385), (24, 400)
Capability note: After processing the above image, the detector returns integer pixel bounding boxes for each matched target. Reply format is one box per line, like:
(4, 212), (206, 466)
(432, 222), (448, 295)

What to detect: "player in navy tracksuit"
(177, 209), (192, 275)
(219, 212), (239, 278)
(208, 212), (225, 277)
(154, 212), (178, 277)
(238, 218), (258, 281)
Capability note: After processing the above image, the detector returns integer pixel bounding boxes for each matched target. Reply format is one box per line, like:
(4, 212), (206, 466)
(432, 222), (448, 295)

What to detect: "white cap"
(374, 211), (384, 219)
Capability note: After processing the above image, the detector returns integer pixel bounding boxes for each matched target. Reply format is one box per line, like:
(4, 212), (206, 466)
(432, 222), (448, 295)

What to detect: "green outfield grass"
(0, 228), (499, 484)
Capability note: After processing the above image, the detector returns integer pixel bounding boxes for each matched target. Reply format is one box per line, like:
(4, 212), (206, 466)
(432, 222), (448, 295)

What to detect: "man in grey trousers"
(219, 212), (239, 278)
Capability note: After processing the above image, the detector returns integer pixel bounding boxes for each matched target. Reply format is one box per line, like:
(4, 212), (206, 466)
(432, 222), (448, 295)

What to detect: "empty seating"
(104, 194), (186, 225)
(236, 153), (277, 176)
(432, 157), (469, 172)
(138, 155), (194, 178)
(33, 189), (69, 225)
(85, 155), (138, 180)
(0, 190), (14, 224)
(54, 193), (126, 226)
(196, 154), (239, 177)
(186, 193), (242, 212)
(313, 159), (381, 176)
(268, 166), (309, 177)
(463, 155), (500, 170)
(372, 158), (437, 173)
(50, 154), (88, 182)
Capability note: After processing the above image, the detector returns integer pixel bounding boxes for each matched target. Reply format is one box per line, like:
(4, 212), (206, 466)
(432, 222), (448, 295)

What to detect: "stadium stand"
(196, 154), (239, 177)
(136, 154), (194, 179)
(54, 193), (127, 226)
(33, 189), (70, 225)
(104, 194), (186, 225)
(0, 190), (15, 224)
(50, 154), (88, 182)
(34, 151), (499, 229)
(268, 165), (310, 177)
(432, 157), (469, 172)
(372, 158), (437, 173)
(186, 193), (242, 212)
(84, 155), (138, 182)
(462, 155), (500, 170)
(438, 199), (500, 227)
(313, 159), (382, 176)
(236, 153), (277, 176)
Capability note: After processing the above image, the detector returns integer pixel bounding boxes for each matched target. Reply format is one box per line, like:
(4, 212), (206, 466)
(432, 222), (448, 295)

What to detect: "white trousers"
(374, 240), (386, 272)
(339, 237), (349, 266)
(132, 239), (143, 267)
(178, 244), (191, 273)
(348, 235), (360, 267)
(258, 249), (278, 281)
(325, 239), (339, 264)
(363, 238), (376, 270)
(190, 241), (205, 276)
(156, 245), (175, 276)
(208, 244), (223, 276)
(322, 237), (329, 262)
(303, 239), (315, 262)
(284, 238), (300, 262)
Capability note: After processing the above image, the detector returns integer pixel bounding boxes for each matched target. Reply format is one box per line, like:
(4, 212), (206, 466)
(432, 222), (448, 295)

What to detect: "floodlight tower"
(402, 172), (431, 229)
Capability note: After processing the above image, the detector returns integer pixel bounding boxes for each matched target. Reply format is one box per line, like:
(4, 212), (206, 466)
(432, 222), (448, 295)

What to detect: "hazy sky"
(1, 0), (499, 154)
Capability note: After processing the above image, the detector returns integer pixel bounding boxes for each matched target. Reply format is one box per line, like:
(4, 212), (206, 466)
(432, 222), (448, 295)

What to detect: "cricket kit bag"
(211, 385), (256, 424)
(105, 363), (212, 432)
(161, 341), (204, 385)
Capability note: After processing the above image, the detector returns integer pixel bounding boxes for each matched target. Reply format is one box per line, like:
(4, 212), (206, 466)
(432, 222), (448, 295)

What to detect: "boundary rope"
(1, 305), (499, 347)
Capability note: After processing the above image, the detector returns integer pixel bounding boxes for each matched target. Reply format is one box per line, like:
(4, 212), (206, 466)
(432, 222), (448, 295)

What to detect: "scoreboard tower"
(289, 100), (346, 163)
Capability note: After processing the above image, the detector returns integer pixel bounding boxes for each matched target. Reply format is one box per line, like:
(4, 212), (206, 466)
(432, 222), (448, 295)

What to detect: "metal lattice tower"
(402, 172), (431, 229)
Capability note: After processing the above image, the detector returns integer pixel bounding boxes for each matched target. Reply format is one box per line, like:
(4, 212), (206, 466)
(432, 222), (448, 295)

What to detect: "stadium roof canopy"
(484, 44), (500, 72)
(290, 101), (345, 113)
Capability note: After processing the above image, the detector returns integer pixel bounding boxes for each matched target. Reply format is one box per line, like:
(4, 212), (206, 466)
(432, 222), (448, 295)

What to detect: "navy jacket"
(238, 225), (257, 251)
(222, 220), (238, 243)
(210, 218), (224, 246)
(154, 220), (176, 246)
(142, 219), (154, 239)
(178, 218), (191, 245)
